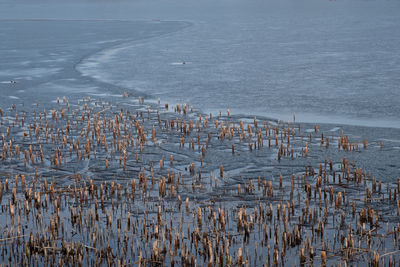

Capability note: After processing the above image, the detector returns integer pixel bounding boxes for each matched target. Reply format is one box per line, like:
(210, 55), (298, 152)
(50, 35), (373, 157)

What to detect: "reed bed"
(0, 95), (399, 266)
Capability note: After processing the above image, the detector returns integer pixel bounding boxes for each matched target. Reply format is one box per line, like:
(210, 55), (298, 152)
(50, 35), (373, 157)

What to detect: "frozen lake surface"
(1, 0), (400, 128)
(1, 1), (400, 266)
